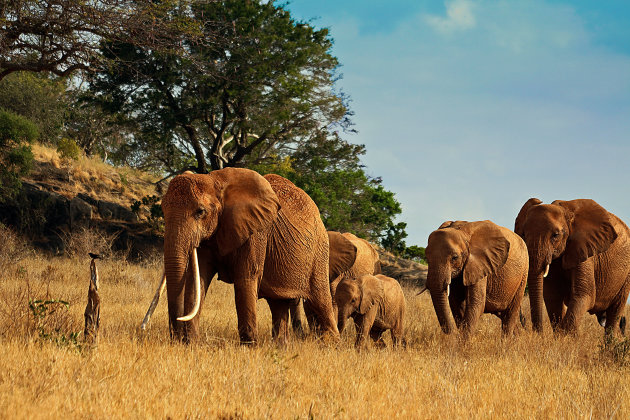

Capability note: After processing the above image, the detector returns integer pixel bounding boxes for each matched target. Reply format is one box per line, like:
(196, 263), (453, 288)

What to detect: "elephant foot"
(319, 329), (340, 346)
(238, 328), (258, 346)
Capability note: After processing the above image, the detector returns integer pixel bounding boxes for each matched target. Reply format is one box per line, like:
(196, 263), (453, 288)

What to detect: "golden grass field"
(1, 244), (629, 420)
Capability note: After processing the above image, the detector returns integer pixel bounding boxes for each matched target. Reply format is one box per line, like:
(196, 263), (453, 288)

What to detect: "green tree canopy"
(88, 0), (351, 174)
(0, 73), (67, 143)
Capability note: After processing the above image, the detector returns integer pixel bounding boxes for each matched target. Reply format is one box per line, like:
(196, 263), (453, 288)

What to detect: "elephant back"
(342, 232), (381, 278)
(263, 174), (322, 226)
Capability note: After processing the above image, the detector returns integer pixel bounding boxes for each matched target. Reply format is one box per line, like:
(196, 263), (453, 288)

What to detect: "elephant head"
(161, 168), (280, 340)
(425, 221), (510, 334)
(327, 231), (358, 281)
(335, 275), (384, 333)
(514, 198), (617, 332)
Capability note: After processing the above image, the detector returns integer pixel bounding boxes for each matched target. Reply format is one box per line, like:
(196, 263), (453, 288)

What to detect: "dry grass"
(28, 143), (160, 210)
(0, 253), (628, 419)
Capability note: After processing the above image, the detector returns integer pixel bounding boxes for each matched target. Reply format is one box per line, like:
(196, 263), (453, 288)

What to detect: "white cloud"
(425, 0), (476, 34)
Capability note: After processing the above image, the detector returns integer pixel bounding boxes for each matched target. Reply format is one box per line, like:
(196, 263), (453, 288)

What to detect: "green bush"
(0, 109), (37, 199)
(56, 137), (81, 160)
(131, 195), (164, 231)
(0, 108), (39, 144)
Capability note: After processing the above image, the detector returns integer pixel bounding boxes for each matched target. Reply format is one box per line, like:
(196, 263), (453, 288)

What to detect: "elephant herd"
(143, 168), (630, 348)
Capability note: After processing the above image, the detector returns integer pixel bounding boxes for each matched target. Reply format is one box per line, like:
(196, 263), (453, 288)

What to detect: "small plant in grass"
(28, 298), (82, 350)
(599, 333), (630, 367)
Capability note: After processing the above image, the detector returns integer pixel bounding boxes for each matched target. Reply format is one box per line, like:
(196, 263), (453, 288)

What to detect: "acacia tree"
(0, 0), (202, 81)
(89, 0), (351, 174)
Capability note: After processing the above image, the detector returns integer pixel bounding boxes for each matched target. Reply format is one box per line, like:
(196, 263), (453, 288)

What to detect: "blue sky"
(287, 0), (630, 246)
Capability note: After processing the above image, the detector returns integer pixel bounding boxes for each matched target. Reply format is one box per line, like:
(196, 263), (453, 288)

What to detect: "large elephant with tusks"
(160, 168), (339, 344)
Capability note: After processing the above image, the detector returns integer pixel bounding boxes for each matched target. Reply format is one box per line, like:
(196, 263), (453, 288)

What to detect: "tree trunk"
(182, 124), (208, 173)
(83, 258), (101, 346)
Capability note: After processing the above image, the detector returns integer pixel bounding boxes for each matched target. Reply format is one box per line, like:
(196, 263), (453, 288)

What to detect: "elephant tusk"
(177, 248), (201, 322)
(447, 284), (450, 297)
(140, 272), (167, 331)
(543, 264), (550, 278)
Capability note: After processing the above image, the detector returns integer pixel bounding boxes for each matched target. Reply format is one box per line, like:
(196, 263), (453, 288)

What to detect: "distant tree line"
(0, 0), (425, 259)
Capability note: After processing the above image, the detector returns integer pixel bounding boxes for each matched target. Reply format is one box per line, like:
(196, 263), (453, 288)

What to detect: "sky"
(286, 0), (630, 247)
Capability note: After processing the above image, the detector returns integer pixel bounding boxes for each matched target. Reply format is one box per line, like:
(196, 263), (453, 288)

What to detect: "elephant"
(425, 220), (528, 338)
(515, 198), (630, 335)
(160, 168), (339, 344)
(335, 274), (406, 348)
(290, 231), (382, 335)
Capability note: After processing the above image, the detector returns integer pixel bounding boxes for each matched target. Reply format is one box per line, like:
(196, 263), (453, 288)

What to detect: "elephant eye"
(194, 208), (206, 219)
(452, 254), (459, 260)
(551, 232), (561, 240)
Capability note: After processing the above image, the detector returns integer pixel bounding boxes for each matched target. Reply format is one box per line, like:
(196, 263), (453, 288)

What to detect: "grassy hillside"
(0, 235), (628, 418)
(27, 143), (161, 211)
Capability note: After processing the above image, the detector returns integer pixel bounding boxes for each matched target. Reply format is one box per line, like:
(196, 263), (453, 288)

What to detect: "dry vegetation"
(0, 227), (629, 419)
(27, 143), (160, 208)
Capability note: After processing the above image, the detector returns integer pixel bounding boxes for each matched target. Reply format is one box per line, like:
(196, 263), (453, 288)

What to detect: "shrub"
(599, 333), (630, 367)
(56, 137), (81, 160)
(29, 298), (82, 350)
(60, 227), (120, 259)
(131, 194), (164, 231)
(0, 109), (37, 199)
(0, 223), (29, 270)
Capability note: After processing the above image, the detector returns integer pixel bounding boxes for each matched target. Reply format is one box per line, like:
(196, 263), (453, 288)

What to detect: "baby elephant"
(335, 274), (406, 348)
(426, 220), (528, 339)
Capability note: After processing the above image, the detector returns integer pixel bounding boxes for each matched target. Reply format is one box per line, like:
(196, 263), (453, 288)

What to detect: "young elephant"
(425, 220), (528, 338)
(335, 274), (406, 348)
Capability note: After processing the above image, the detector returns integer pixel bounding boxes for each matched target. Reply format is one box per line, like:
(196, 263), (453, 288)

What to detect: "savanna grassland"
(1, 234), (629, 420)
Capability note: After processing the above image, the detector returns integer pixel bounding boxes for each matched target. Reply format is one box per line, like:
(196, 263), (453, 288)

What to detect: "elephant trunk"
(527, 243), (549, 333)
(164, 220), (200, 340)
(528, 270), (545, 333)
(337, 305), (352, 334)
(427, 267), (457, 334)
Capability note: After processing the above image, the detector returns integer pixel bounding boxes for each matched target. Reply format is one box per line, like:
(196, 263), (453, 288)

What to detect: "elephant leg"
(369, 329), (386, 349)
(233, 281), (259, 344)
(305, 263), (339, 341)
(449, 295), (465, 329)
(267, 298), (291, 345)
(558, 266), (596, 334)
(500, 277), (527, 336)
(461, 281), (487, 339)
(543, 276), (567, 330)
(302, 300), (321, 335)
(289, 299), (306, 338)
(391, 325), (405, 348)
(355, 307), (378, 348)
(449, 280), (466, 329)
(603, 290), (629, 337)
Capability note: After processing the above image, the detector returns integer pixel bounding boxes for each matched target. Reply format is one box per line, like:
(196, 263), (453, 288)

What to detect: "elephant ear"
(358, 275), (384, 314)
(514, 198), (542, 238)
(373, 259), (382, 275)
(462, 221), (511, 286)
(328, 231), (358, 280)
(213, 168), (280, 256)
(553, 200), (617, 269)
(439, 220), (467, 230)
